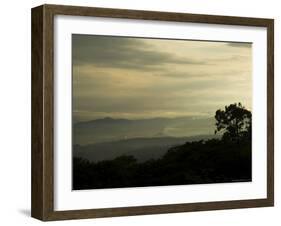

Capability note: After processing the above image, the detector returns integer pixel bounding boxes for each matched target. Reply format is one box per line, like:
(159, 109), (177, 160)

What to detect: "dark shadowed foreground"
(73, 138), (251, 189)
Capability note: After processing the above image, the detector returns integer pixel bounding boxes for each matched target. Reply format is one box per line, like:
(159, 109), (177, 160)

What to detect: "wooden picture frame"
(31, 4), (274, 221)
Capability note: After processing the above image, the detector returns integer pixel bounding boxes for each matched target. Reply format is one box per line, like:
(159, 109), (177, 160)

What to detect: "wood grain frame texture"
(31, 4), (274, 221)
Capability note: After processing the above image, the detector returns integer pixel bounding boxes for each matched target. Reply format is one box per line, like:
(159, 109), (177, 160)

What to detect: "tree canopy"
(214, 103), (251, 141)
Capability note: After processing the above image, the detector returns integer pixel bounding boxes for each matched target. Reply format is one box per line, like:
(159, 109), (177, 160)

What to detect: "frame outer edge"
(31, 4), (274, 221)
(43, 4), (55, 220)
(43, 4), (273, 26)
(31, 5), (55, 221)
(267, 19), (274, 206)
(31, 5), (44, 220)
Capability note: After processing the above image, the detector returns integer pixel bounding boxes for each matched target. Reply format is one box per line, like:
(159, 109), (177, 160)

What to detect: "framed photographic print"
(31, 4), (274, 221)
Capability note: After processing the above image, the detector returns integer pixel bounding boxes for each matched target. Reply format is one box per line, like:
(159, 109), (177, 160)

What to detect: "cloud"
(226, 42), (252, 48)
(72, 35), (252, 121)
(153, 68), (251, 80)
(72, 34), (207, 71)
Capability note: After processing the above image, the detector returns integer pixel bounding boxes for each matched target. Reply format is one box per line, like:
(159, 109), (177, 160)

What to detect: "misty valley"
(73, 116), (216, 162)
(73, 104), (252, 190)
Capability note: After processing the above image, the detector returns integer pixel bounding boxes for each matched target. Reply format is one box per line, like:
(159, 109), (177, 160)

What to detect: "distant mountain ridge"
(74, 116), (215, 145)
(75, 117), (130, 126)
(73, 134), (218, 163)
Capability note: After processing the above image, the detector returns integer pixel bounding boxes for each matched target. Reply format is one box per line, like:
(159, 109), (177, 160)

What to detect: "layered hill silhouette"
(73, 116), (215, 145)
(73, 135), (217, 163)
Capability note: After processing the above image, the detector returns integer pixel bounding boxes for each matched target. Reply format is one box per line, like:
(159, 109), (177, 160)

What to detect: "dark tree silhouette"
(214, 103), (251, 141)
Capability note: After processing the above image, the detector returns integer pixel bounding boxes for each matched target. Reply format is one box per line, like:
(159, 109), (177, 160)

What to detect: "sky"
(72, 34), (252, 122)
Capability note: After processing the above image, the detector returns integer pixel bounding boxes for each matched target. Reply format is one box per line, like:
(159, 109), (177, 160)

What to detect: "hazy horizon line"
(73, 114), (215, 123)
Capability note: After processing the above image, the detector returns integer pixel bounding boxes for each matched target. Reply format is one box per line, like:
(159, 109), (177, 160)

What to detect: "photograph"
(72, 34), (252, 190)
